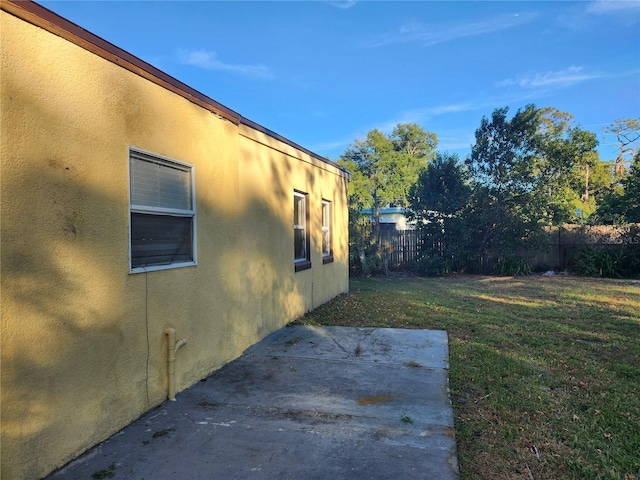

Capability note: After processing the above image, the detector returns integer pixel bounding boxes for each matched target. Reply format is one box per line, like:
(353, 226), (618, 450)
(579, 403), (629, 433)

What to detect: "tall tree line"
(338, 105), (639, 275)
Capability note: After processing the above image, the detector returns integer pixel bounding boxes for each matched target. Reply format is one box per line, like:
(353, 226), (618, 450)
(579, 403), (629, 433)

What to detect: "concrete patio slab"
(46, 326), (459, 480)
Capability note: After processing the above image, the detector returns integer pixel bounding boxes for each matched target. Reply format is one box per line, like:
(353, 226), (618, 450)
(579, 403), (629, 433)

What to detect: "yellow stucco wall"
(0, 8), (349, 479)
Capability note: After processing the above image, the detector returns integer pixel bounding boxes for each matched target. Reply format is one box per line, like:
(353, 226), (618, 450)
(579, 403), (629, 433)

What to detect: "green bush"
(573, 246), (624, 278)
(348, 250), (362, 276)
(496, 257), (532, 276)
(349, 251), (390, 276)
(411, 255), (451, 277)
(365, 252), (389, 276)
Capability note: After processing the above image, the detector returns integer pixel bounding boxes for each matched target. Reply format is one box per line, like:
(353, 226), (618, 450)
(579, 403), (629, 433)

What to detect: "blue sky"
(41, 1), (639, 162)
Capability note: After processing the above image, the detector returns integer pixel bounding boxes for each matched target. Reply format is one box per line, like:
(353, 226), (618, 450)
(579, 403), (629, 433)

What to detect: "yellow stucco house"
(0, 2), (350, 478)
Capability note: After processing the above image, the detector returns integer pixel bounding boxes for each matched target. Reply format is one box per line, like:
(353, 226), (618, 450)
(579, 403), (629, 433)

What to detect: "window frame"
(294, 190), (311, 272)
(128, 147), (197, 273)
(321, 199), (334, 264)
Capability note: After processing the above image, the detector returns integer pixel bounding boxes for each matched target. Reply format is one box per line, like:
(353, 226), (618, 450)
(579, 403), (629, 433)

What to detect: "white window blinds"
(130, 152), (192, 211)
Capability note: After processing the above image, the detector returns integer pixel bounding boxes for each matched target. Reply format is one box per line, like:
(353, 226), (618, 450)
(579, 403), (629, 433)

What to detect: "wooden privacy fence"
(379, 228), (423, 270)
(530, 224), (640, 271)
(379, 224), (640, 271)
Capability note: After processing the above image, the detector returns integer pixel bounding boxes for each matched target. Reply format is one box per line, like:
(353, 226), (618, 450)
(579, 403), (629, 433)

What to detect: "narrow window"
(294, 191), (311, 271)
(322, 200), (333, 264)
(129, 149), (196, 272)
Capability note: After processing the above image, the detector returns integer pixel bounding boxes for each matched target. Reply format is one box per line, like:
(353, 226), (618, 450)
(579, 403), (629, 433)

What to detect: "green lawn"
(295, 275), (640, 480)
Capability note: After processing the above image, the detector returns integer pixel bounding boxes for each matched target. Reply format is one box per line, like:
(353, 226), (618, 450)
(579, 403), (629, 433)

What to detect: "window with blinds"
(322, 200), (333, 264)
(129, 149), (196, 272)
(294, 191), (311, 272)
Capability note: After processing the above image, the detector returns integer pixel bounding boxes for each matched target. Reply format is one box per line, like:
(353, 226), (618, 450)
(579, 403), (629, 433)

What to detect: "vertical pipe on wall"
(164, 328), (187, 401)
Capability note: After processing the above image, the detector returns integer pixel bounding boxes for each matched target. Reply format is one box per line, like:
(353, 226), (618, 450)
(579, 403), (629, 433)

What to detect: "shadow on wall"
(0, 102), (325, 480)
(1, 151), (315, 479)
(1, 158), (140, 480)
(1, 50), (158, 480)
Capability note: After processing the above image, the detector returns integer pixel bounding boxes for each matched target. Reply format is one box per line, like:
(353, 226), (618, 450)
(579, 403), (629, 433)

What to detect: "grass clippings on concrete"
(296, 275), (640, 480)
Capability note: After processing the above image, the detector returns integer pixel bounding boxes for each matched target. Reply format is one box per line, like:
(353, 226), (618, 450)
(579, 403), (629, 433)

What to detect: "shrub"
(365, 252), (389, 276)
(496, 257), (532, 276)
(573, 246), (623, 278)
(620, 249), (640, 278)
(411, 255), (451, 277)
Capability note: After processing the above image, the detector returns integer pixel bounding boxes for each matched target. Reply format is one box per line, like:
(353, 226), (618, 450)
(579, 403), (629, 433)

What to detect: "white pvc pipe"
(164, 328), (187, 401)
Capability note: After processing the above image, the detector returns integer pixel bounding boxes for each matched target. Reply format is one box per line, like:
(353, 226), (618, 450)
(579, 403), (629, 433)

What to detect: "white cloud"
(308, 137), (353, 153)
(438, 136), (476, 153)
(496, 66), (596, 89)
(313, 89), (567, 158)
(364, 12), (536, 48)
(421, 103), (475, 117)
(311, 106), (479, 158)
(179, 49), (274, 80)
(374, 103), (477, 132)
(586, 0), (640, 15)
(328, 0), (357, 9)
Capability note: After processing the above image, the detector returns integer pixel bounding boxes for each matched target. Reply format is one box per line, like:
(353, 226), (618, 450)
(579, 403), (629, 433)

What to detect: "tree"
(338, 124), (437, 271)
(464, 105), (549, 270)
(570, 152), (611, 221)
(603, 118), (640, 179)
(409, 152), (470, 218)
(391, 123), (438, 158)
(598, 151), (640, 223)
(338, 157), (377, 274)
(535, 107), (599, 224)
(466, 105), (540, 191)
(621, 151), (640, 222)
(408, 152), (472, 274)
